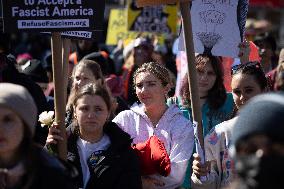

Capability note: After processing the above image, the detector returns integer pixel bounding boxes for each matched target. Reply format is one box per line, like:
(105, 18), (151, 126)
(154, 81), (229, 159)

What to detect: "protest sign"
(106, 9), (138, 45)
(179, 0), (249, 58)
(60, 30), (102, 40)
(106, 9), (165, 46)
(127, 0), (177, 34)
(2, 0), (105, 32)
(42, 30), (103, 40)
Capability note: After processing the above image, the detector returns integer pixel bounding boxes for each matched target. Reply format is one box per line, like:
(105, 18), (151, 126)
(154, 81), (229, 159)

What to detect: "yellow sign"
(127, 0), (178, 34)
(106, 9), (165, 46)
(106, 9), (136, 45)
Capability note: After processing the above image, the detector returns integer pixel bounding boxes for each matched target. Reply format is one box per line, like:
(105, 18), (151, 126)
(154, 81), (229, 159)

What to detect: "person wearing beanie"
(229, 92), (284, 189)
(191, 44), (268, 189)
(0, 83), (76, 189)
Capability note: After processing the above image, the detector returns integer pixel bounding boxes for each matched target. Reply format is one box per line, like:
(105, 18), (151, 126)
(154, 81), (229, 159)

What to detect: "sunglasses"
(231, 61), (261, 75)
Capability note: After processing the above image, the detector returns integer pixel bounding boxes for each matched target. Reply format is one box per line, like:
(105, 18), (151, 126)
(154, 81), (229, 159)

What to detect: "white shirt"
(77, 134), (111, 188)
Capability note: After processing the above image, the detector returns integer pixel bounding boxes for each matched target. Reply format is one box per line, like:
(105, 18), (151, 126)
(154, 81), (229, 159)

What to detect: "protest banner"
(2, 0), (105, 32)
(127, 0), (177, 35)
(106, 9), (165, 46)
(2, 0), (106, 160)
(179, 0), (249, 58)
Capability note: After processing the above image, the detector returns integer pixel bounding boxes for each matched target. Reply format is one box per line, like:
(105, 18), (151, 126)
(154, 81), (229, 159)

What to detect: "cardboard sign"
(179, 0), (249, 58)
(106, 9), (165, 46)
(127, 0), (177, 34)
(2, 0), (105, 32)
(136, 0), (190, 7)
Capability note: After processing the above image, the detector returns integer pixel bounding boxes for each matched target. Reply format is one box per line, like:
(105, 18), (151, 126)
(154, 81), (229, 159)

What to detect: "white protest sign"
(2, 0), (105, 32)
(179, 0), (248, 58)
(42, 30), (103, 40)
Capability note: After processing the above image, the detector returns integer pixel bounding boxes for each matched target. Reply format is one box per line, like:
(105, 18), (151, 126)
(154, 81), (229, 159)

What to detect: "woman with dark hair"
(191, 60), (268, 189)
(169, 54), (234, 138)
(168, 54), (234, 189)
(47, 83), (142, 189)
(0, 83), (75, 189)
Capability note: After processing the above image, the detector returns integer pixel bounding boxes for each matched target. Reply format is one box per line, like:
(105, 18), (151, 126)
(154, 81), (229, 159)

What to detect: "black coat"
(20, 147), (76, 189)
(66, 122), (142, 189)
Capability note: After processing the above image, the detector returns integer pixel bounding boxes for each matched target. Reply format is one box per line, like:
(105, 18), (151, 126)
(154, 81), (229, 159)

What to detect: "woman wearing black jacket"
(47, 83), (142, 189)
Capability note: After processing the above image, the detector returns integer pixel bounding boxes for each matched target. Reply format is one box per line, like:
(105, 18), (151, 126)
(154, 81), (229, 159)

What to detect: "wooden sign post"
(51, 32), (67, 160)
(179, 2), (204, 148)
(136, 0), (204, 149)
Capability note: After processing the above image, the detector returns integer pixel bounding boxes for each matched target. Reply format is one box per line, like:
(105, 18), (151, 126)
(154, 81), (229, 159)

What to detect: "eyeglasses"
(231, 61), (261, 75)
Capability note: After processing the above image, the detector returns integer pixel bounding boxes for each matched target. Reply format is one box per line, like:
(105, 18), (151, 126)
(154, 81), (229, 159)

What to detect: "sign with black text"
(2, 0), (105, 32)
(61, 30), (102, 40)
(179, 0), (249, 58)
(127, 0), (177, 34)
(42, 30), (103, 40)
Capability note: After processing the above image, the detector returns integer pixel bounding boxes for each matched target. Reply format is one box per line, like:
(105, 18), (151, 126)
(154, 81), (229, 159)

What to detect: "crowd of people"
(0, 18), (284, 189)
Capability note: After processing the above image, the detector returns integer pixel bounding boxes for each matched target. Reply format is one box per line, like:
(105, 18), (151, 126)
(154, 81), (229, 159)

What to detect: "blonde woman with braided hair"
(113, 62), (194, 189)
